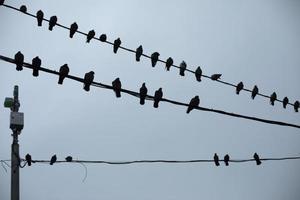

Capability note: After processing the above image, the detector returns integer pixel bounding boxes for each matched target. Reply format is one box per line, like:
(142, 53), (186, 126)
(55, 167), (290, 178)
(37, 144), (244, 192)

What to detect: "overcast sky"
(1, 0), (300, 200)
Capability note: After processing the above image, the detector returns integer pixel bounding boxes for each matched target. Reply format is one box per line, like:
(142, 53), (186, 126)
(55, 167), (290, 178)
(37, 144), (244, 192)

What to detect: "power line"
(0, 53), (300, 129)
(1, 3), (299, 111)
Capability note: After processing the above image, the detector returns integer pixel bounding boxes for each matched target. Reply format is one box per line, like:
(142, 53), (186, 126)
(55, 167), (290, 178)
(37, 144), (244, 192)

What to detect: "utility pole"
(4, 85), (24, 200)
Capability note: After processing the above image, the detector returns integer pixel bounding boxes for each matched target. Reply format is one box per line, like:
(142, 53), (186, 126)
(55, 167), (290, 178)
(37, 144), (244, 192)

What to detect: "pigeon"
(186, 96), (200, 114)
(139, 83), (148, 105)
(214, 153), (220, 166)
(50, 155), (57, 165)
(65, 156), (73, 162)
(83, 71), (94, 91)
(236, 81), (244, 95)
(153, 88), (163, 108)
(112, 78), (122, 98)
(253, 153), (261, 165)
(151, 52), (160, 67)
(251, 85), (259, 99)
(36, 10), (44, 26)
(165, 57), (173, 71)
(179, 61), (187, 76)
(69, 22), (78, 38)
(32, 56), (41, 77)
(113, 38), (121, 53)
(48, 16), (57, 31)
(294, 101), (299, 112)
(99, 34), (107, 42)
(0, 0), (4, 5)
(211, 74), (222, 81)
(25, 154), (32, 166)
(20, 5), (27, 13)
(270, 92), (277, 106)
(86, 30), (95, 43)
(282, 97), (289, 109)
(14, 51), (24, 71)
(195, 66), (202, 82)
(224, 154), (230, 166)
(136, 45), (143, 62)
(58, 64), (69, 85)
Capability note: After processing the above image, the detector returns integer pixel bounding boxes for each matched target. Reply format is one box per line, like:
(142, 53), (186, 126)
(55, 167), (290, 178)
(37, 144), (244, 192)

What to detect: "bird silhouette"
(14, 51), (24, 71)
(211, 74), (222, 81)
(65, 156), (73, 162)
(136, 45), (143, 62)
(195, 66), (202, 82)
(113, 38), (121, 53)
(0, 0), (4, 5)
(282, 97), (289, 109)
(139, 83), (148, 105)
(179, 61), (187, 76)
(186, 96), (200, 114)
(224, 154), (230, 166)
(36, 10), (44, 26)
(86, 30), (95, 43)
(99, 34), (107, 42)
(83, 71), (94, 91)
(165, 57), (173, 71)
(48, 16), (57, 31)
(58, 64), (69, 85)
(25, 154), (32, 166)
(32, 56), (41, 77)
(253, 153), (261, 165)
(112, 78), (122, 98)
(251, 85), (259, 99)
(69, 22), (78, 38)
(270, 92), (277, 106)
(236, 81), (244, 95)
(214, 153), (220, 166)
(294, 101), (299, 112)
(50, 155), (57, 165)
(153, 88), (163, 108)
(20, 5), (27, 13)
(151, 52), (160, 67)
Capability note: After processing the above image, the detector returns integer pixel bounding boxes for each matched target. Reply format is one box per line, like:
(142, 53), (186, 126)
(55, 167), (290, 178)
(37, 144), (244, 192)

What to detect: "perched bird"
(195, 66), (202, 82)
(224, 154), (230, 166)
(99, 34), (107, 42)
(214, 153), (220, 166)
(0, 0), (4, 5)
(135, 45), (143, 62)
(58, 64), (69, 85)
(50, 155), (57, 165)
(282, 97), (289, 109)
(139, 83), (148, 105)
(48, 16), (57, 31)
(83, 71), (94, 91)
(151, 52), (160, 67)
(165, 57), (173, 71)
(251, 85), (259, 99)
(112, 78), (122, 98)
(179, 61), (187, 76)
(69, 22), (78, 38)
(113, 38), (121, 53)
(86, 30), (95, 43)
(253, 153), (261, 165)
(186, 96), (200, 114)
(36, 10), (44, 26)
(236, 81), (244, 95)
(153, 88), (163, 108)
(20, 5), (27, 13)
(32, 56), (41, 77)
(14, 51), (24, 71)
(65, 156), (73, 162)
(294, 101), (299, 112)
(211, 74), (222, 81)
(270, 92), (277, 106)
(25, 154), (32, 166)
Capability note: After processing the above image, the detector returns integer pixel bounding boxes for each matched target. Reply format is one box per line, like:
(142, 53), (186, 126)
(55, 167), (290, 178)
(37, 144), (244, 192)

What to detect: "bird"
(236, 81), (244, 95)
(58, 64), (69, 85)
(151, 52), (160, 67)
(99, 34), (107, 42)
(165, 57), (173, 71)
(195, 66), (202, 82)
(179, 61), (187, 76)
(135, 45), (143, 62)
(113, 38), (121, 53)
(186, 96), (200, 114)
(0, 0), (4, 5)
(251, 85), (259, 99)
(65, 156), (73, 162)
(282, 97), (289, 109)
(214, 153), (220, 166)
(270, 92), (277, 106)
(224, 154), (230, 166)
(36, 10), (44, 26)
(32, 56), (41, 77)
(253, 153), (261, 165)
(83, 71), (94, 91)
(14, 51), (24, 71)
(86, 30), (95, 43)
(50, 155), (57, 165)
(20, 5), (27, 13)
(112, 78), (122, 98)
(48, 16), (57, 31)
(211, 74), (222, 81)
(139, 83), (148, 105)
(69, 22), (78, 38)
(153, 88), (163, 108)
(294, 101), (299, 112)
(25, 154), (32, 166)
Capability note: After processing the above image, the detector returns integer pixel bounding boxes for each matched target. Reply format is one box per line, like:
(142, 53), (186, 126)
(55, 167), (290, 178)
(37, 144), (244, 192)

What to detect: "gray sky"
(1, 0), (300, 199)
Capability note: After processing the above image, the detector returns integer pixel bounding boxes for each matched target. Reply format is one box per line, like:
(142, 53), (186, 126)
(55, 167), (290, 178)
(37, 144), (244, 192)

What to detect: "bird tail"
(140, 98), (145, 105)
(151, 60), (156, 67)
(58, 76), (64, 85)
(251, 94), (255, 99)
(50, 162), (53, 165)
(84, 84), (90, 91)
(236, 90), (240, 95)
(295, 108), (299, 112)
(153, 101), (159, 108)
(69, 32), (74, 38)
(196, 76), (201, 82)
(166, 66), (170, 71)
(270, 101), (274, 106)
(37, 20), (42, 26)
(136, 56), (140, 62)
(86, 38), (90, 43)
(225, 162), (229, 166)
(113, 47), (118, 54)
(16, 65), (23, 71)
(28, 162), (31, 166)
(49, 25), (53, 31)
(186, 108), (192, 114)
(180, 70), (185, 76)
(115, 91), (121, 98)
(283, 104), (287, 109)
(32, 69), (39, 77)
